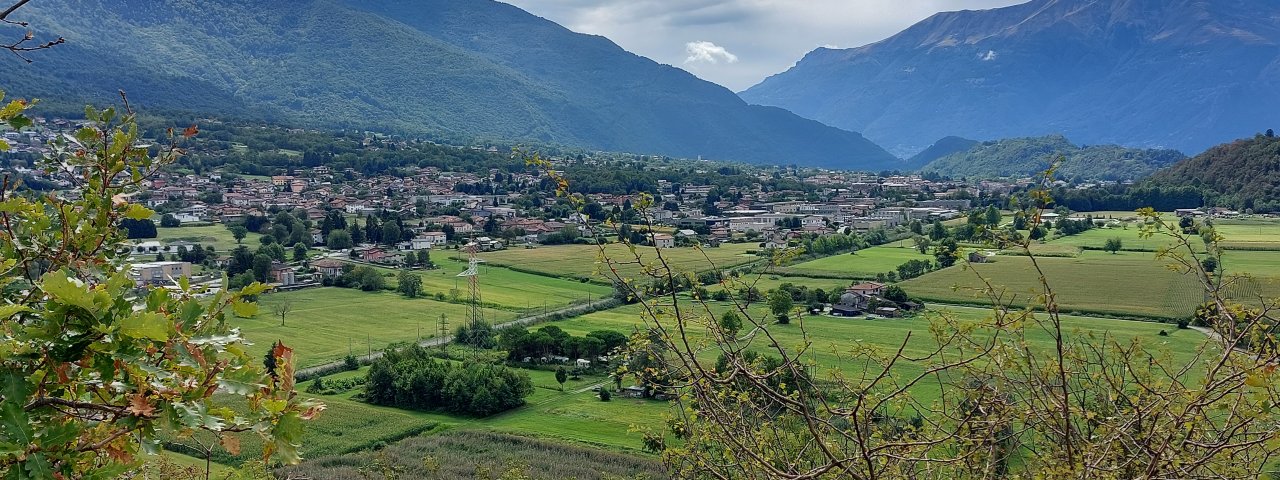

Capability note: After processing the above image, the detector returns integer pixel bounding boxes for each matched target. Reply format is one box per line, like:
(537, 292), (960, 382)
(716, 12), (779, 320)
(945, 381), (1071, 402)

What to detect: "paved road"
(295, 298), (619, 378)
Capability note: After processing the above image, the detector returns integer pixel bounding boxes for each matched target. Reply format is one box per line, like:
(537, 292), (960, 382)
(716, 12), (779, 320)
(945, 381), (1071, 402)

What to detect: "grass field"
(544, 302), (1208, 406)
(397, 257), (612, 311)
(156, 224), (259, 252)
(901, 251), (1205, 319)
(473, 242), (763, 281)
(777, 245), (932, 279)
(1214, 218), (1280, 251)
(240, 288), (511, 368)
(1046, 223), (1204, 252)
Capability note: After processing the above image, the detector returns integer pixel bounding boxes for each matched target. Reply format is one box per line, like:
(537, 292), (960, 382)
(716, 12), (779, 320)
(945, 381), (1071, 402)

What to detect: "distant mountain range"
(1, 0), (899, 169)
(741, 0), (1280, 156)
(918, 134), (1185, 180)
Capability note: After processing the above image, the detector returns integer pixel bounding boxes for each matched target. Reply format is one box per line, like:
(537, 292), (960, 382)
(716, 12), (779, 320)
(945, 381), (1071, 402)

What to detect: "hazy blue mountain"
(0, 0), (899, 169)
(741, 0), (1280, 156)
(920, 134), (1185, 180)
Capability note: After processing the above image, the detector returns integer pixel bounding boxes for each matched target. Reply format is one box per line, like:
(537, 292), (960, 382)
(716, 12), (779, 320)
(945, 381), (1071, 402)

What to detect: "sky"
(502, 0), (1025, 91)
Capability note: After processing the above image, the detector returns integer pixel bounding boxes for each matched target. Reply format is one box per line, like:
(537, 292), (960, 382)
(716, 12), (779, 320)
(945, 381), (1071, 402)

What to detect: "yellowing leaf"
(120, 312), (170, 341)
(123, 203), (154, 221)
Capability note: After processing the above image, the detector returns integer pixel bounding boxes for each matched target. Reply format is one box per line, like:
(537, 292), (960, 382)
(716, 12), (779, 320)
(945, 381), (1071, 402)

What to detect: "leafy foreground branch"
(0, 93), (320, 479)
(529, 152), (1280, 480)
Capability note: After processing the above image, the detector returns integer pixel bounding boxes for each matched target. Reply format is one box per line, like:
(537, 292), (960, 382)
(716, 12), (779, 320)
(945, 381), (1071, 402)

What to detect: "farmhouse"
(312, 259), (346, 278)
(847, 282), (886, 297)
(269, 261), (297, 286)
(652, 233), (675, 248)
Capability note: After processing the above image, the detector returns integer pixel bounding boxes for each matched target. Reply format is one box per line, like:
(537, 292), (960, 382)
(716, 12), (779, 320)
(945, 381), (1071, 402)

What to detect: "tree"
(883, 285), (909, 303)
(230, 225), (249, 244)
(326, 229), (353, 250)
(768, 289), (794, 324)
(252, 254), (273, 282)
(1103, 237), (1123, 254)
(397, 271), (422, 298)
(160, 213), (181, 227)
(292, 242), (308, 262)
(929, 219), (947, 241)
(555, 366), (568, 390)
(1202, 256), (1219, 273)
(274, 297), (293, 326)
(1267, 128), (1275, 138)
(984, 205), (1002, 226)
(933, 237), (960, 268)
(403, 250), (417, 266)
(719, 311), (743, 337)
(0, 97), (318, 476)
(121, 218), (158, 239)
(382, 221), (401, 247)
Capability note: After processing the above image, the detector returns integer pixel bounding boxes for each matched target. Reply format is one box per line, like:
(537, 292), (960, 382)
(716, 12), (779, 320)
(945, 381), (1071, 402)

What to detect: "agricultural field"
(390, 257), (612, 312)
(238, 288), (510, 368)
(900, 250), (1206, 319)
(278, 430), (665, 480)
(545, 302), (1209, 405)
(1213, 217), (1280, 251)
(777, 245), (932, 279)
(156, 224), (259, 252)
(473, 242), (763, 281)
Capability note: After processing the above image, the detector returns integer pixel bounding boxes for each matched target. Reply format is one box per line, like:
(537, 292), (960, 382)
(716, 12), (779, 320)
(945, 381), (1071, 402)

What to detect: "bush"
(599, 388), (612, 402)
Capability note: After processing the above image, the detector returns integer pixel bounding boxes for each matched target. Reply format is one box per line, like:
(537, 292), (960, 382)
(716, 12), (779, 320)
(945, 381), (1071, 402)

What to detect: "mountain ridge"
(0, 0), (900, 169)
(741, 0), (1280, 156)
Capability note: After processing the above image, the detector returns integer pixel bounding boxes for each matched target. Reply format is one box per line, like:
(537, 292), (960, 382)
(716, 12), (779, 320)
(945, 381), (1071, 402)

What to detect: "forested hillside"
(2, 0), (898, 169)
(919, 135), (1185, 180)
(1148, 131), (1280, 212)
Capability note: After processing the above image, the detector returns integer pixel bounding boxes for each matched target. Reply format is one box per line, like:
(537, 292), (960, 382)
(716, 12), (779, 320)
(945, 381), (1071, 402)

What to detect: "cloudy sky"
(503, 0), (1025, 91)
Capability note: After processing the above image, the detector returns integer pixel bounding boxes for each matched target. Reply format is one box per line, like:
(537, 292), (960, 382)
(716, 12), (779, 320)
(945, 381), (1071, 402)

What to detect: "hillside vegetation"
(1147, 132), (1280, 212)
(919, 135), (1185, 180)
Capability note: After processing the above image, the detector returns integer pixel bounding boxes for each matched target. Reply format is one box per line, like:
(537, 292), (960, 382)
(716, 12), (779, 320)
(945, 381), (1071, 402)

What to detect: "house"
(875, 307), (900, 318)
(269, 262), (296, 286)
(1175, 208), (1205, 218)
(847, 282), (886, 297)
(129, 261), (192, 287)
(830, 292), (870, 317)
(652, 233), (675, 249)
(360, 247), (388, 262)
(968, 251), (994, 264)
(312, 259), (346, 278)
(409, 232), (447, 250)
(620, 386), (647, 399)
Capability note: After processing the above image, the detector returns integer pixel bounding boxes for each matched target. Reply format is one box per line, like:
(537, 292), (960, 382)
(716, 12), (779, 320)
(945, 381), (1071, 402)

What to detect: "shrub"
(599, 388), (612, 402)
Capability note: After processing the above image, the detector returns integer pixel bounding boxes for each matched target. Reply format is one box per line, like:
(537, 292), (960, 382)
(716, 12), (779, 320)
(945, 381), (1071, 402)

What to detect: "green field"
(240, 288), (511, 368)
(157, 224), (260, 252)
(1213, 218), (1280, 250)
(901, 251), (1205, 319)
(474, 242), (763, 281)
(397, 257), (612, 311)
(777, 245), (932, 278)
(1046, 223), (1203, 252)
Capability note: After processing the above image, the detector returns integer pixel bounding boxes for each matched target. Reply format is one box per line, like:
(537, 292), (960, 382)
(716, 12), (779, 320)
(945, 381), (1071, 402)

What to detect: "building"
(831, 292), (870, 317)
(312, 259), (346, 278)
(129, 261), (192, 287)
(409, 232), (448, 250)
(847, 282), (886, 297)
(269, 262), (296, 286)
(653, 233), (675, 248)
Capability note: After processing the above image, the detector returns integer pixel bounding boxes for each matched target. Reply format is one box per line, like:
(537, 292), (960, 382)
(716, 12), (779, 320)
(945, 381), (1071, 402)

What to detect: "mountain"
(0, 0), (899, 169)
(1147, 131), (1280, 212)
(741, 0), (1280, 156)
(919, 134), (1185, 180)
(907, 136), (979, 168)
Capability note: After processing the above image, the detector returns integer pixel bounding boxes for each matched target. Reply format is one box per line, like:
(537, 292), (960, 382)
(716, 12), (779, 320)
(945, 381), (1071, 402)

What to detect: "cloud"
(684, 41), (739, 64)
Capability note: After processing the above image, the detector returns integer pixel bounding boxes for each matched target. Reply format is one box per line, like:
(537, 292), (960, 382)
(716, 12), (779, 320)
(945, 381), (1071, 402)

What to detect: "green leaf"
(22, 453), (52, 480)
(119, 312), (171, 341)
(0, 401), (34, 445)
(123, 203), (154, 221)
(40, 271), (96, 312)
(0, 305), (30, 320)
(6, 115), (31, 131)
(230, 299), (258, 318)
(272, 412), (304, 465)
(1, 373), (34, 403)
(39, 423), (78, 447)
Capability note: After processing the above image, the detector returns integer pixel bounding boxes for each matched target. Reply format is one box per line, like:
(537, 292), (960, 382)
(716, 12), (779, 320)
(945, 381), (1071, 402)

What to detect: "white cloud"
(684, 40), (739, 64)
